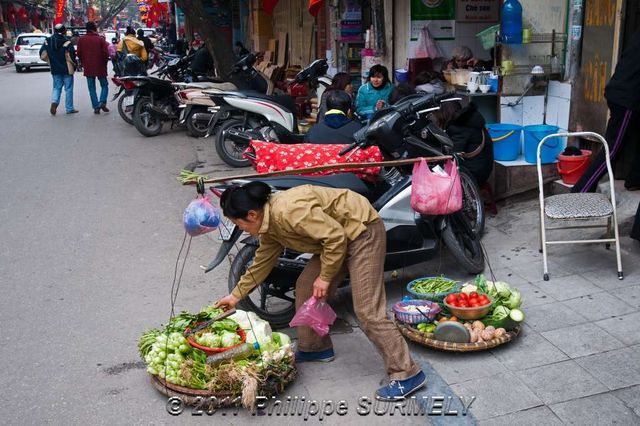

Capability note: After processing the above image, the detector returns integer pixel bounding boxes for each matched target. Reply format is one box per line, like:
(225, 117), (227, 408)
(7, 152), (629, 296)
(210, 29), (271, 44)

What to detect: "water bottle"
(501, 0), (523, 44)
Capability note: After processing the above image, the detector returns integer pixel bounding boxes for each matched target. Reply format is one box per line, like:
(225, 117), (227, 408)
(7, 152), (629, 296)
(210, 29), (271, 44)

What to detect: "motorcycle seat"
(252, 173), (372, 196)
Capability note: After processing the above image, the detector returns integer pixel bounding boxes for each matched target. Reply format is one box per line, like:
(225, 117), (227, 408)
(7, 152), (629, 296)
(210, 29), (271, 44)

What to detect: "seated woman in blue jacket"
(355, 65), (393, 119)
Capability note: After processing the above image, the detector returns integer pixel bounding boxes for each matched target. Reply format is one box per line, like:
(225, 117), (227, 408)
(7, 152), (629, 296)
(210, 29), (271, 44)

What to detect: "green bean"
(411, 276), (456, 294)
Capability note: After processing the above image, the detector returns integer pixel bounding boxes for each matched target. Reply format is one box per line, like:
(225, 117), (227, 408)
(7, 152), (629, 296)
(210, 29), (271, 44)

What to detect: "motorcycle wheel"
(460, 170), (485, 237)
(133, 96), (163, 137)
(185, 110), (210, 138)
(117, 94), (134, 125)
(228, 245), (296, 329)
(441, 214), (485, 274)
(215, 119), (251, 168)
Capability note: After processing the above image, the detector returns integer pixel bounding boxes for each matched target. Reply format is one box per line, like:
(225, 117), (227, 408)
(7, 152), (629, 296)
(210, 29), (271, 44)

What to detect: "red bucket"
(557, 149), (592, 185)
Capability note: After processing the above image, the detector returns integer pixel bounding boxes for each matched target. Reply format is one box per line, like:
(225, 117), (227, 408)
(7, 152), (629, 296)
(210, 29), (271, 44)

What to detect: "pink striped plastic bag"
(410, 159), (463, 215)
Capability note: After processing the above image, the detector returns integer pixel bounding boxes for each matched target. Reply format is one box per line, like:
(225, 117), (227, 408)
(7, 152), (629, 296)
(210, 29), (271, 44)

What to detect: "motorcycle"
(203, 93), (485, 327)
(0, 46), (14, 65)
(203, 58), (331, 168)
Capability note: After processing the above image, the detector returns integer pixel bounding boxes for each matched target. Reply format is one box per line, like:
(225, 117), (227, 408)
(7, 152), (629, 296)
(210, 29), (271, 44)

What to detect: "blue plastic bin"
(523, 125), (562, 164)
(394, 69), (409, 82)
(487, 123), (522, 161)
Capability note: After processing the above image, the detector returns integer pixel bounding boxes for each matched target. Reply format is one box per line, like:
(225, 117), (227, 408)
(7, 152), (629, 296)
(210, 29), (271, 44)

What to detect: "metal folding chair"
(537, 131), (623, 281)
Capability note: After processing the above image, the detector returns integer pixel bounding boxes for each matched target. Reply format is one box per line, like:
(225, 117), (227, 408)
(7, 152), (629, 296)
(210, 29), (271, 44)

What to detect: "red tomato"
(469, 292), (479, 298)
(458, 292), (468, 300)
(449, 300), (459, 307)
(468, 297), (479, 304)
(445, 294), (458, 304)
(479, 295), (490, 304)
(470, 301), (480, 307)
(458, 300), (469, 308)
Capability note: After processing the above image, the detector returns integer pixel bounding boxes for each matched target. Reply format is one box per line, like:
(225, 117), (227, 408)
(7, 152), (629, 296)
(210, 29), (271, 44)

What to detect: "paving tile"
(522, 301), (589, 333)
(482, 406), (563, 426)
(421, 350), (506, 385)
(530, 274), (604, 301)
(511, 259), (575, 283)
(613, 385), (640, 417)
(449, 372), (543, 420)
(610, 285), (640, 308)
(550, 393), (640, 425)
(552, 246), (622, 274)
(576, 346), (640, 391)
(484, 266), (530, 286)
(561, 292), (636, 321)
(594, 311), (640, 346)
(516, 282), (556, 307)
(515, 360), (607, 404)
(583, 267), (639, 291)
(541, 323), (625, 358)
(490, 329), (568, 371)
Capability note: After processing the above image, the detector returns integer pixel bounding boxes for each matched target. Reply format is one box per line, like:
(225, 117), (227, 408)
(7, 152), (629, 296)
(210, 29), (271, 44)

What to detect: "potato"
(463, 323), (473, 331)
(472, 320), (485, 331)
(494, 328), (507, 338)
(485, 325), (496, 333)
(469, 330), (478, 343)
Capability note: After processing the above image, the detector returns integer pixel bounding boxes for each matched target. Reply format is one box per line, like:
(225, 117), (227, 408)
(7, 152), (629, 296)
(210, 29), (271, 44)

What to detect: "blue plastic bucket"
(523, 124), (562, 164)
(487, 123), (522, 161)
(394, 69), (409, 82)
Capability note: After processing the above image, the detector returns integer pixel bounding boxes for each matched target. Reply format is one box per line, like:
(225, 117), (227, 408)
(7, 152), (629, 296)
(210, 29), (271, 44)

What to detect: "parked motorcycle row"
(111, 53), (487, 326)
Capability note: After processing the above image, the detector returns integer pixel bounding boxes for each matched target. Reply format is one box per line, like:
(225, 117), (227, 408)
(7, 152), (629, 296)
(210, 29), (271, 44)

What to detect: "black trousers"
(572, 102), (640, 193)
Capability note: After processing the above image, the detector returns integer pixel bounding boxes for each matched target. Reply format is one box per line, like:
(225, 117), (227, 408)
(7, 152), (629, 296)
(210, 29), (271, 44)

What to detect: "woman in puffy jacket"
(435, 100), (494, 185)
(355, 65), (392, 119)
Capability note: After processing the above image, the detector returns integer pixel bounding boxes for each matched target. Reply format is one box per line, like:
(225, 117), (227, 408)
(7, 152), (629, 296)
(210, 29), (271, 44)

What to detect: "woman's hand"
(214, 294), (241, 310)
(375, 99), (386, 111)
(312, 277), (330, 299)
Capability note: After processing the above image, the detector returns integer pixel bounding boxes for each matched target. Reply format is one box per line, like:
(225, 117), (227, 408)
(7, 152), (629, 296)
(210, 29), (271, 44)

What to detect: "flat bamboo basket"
(150, 365), (297, 407)
(396, 319), (521, 352)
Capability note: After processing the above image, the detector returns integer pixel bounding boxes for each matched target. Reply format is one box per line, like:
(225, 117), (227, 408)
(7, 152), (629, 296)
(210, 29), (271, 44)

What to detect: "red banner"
(262, 0), (278, 14)
(55, 0), (66, 24)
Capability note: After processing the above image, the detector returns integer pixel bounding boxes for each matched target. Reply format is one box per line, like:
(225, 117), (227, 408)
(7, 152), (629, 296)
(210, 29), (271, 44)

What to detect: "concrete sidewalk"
(188, 137), (640, 425)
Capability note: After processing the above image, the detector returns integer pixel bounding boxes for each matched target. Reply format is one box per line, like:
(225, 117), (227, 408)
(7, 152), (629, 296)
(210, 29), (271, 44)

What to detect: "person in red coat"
(76, 21), (110, 114)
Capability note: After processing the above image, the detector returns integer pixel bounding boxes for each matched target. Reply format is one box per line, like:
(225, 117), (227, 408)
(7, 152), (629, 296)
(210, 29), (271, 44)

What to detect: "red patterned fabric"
(247, 141), (382, 182)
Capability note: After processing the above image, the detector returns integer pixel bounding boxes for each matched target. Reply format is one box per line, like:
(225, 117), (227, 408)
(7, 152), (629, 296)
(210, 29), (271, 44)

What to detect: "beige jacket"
(117, 35), (147, 61)
(232, 185), (380, 299)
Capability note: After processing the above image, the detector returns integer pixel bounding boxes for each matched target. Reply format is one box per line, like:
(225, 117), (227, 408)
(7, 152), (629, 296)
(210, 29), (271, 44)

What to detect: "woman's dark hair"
(367, 64), (390, 88)
(329, 72), (352, 90)
(85, 21), (97, 32)
(326, 90), (353, 113)
(125, 26), (135, 36)
(435, 100), (463, 129)
(389, 83), (415, 105)
(220, 181), (272, 219)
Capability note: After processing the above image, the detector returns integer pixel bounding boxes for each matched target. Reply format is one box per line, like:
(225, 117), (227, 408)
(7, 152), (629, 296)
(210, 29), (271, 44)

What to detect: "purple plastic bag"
(289, 297), (337, 336)
(183, 196), (220, 236)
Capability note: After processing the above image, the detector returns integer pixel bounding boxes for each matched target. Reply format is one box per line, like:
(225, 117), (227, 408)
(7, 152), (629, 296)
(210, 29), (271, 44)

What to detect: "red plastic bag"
(289, 297), (337, 336)
(410, 159), (463, 215)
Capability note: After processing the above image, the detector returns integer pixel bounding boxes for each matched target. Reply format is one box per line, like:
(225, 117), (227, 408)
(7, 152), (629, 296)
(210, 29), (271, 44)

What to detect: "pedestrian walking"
(214, 182), (426, 401)
(39, 23), (78, 115)
(572, 29), (640, 193)
(76, 21), (110, 114)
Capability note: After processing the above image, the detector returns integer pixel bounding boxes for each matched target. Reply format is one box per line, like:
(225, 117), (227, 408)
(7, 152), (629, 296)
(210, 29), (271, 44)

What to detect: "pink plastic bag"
(410, 159), (463, 215)
(289, 297), (337, 336)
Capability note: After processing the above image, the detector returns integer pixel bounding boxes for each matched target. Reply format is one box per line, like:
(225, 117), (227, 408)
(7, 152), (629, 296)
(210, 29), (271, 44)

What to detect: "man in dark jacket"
(136, 29), (154, 65)
(77, 21), (110, 114)
(190, 43), (214, 76)
(304, 90), (363, 145)
(40, 24), (78, 115)
(572, 30), (640, 194)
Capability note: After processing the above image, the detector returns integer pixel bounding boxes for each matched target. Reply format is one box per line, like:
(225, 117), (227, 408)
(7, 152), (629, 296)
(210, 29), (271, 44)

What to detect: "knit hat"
(54, 23), (66, 33)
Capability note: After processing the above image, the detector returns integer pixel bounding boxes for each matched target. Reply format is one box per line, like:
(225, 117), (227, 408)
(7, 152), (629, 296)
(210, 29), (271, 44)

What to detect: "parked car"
(13, 32), (49, 72)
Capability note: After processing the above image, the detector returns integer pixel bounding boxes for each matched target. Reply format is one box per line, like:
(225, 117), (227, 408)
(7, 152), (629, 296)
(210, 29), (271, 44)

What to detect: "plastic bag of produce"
(183, 196), (220, 236)
(289, 297), (337, 336)
(410, 158), (462, 215)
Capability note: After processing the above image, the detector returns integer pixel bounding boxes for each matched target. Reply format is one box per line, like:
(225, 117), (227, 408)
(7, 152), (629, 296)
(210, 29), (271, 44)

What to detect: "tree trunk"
(172, 0), (244, 87)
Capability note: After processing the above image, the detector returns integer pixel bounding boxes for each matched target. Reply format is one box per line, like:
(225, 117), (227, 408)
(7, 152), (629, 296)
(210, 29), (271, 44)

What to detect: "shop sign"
(455, 0), (499, 23)
(410, 0), (456, 40)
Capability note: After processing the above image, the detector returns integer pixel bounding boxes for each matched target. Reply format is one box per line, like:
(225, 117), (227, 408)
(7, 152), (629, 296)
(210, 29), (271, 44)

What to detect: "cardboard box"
(252, 10), (273, 37)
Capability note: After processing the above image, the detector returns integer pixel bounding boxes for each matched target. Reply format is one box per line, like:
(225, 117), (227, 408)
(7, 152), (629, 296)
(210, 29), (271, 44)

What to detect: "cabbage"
(220, 330), (241, 347)
(272, 332), (291, 347)
(196, 332), (220, 348)
(506, 289), (522, 309)
(492, 305), (511, 319)
(228, 310), (272, 346)
(494, 282), (512, 298)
